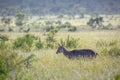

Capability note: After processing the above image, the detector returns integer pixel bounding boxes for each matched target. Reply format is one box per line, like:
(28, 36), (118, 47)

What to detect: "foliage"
(0, 34), (9, 41)
(55, 20), (62, 25)
(44, 26), (54, 32)
(0, 28), (4, 32)
(68, 26), (77, 32)
(0, 30), (119, 80)
(13, 34), (35, 51)
(0, 34), (9, 49)
(45, 27), (58, 48)
(64, 22), (72, 28)
(35, 38), (44, 49)
(15, 13), (26, 27)
(0, 48), (36, 80)
(1, 17), (11, 26)
(87, 17), (104, 29)
(60, 35), (80, 48)
(8, 27), (13, 32)
(114, 73), (120, 80)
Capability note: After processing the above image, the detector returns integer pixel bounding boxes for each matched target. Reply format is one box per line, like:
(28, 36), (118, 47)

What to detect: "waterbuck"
(56, 44), (98, 59)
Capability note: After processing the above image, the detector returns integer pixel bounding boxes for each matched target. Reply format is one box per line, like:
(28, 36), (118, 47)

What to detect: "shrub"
(13, 34), (35, 51)
(114, 72), (120, 80)
(0, 49), (35, 79)
(45, 29), (58, 48)
(87, 17), (104, 29)
(0, 34), (9, 41)
(0, 41), (8, 49)
(0, 34), (9, 49)
(35, 38), (44, 49)
(0, 28), (4, 32)
(45, 26), (54, 32)
(102, 23), (113, 30)
(8, 27), (13, 32)
(46, 30), (56, 48)
(64, 22), (72, 28)
(60, 35), (80, 48)
(68, 26), (77, 32)
(15, 13), (26, 27)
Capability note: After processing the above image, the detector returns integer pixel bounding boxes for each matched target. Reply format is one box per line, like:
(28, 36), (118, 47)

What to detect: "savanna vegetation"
(0, 0), (120, 79)
(0, 29), (120, 80)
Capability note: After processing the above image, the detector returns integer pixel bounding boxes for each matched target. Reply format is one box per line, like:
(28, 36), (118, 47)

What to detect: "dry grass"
(30, 53), (120, 80)
(8, 30), (119, 80)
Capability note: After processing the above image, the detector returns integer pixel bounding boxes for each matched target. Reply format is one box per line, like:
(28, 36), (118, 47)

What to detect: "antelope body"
(56, 45), (98, 59)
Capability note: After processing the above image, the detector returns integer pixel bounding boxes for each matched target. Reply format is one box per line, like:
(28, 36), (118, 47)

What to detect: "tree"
(1, 17), (12, 32)
(87, 14), (104, 29)
(15, 13), (26, 31)
(1, 17), (11, 26)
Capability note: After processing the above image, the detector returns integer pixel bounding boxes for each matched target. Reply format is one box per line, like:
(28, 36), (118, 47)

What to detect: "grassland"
(2, 30), (120, 80)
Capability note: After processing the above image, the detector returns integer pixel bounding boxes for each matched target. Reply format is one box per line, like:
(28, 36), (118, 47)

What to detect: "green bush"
(0, 34), (9, 49)
(68, 26), (77, 32)
(35, 38), (44, 49)
(0, 34), (9, 41)
(13, 34), (35, 51)
(0, 41), (8, 49)
(0, 28), (4, 32)
(58, 22), (72, 29)
(45, 26), (54, 32)
(64, 22), (72, 28)
(45, 28), (58, 48)
(0, 49), (35, 80)
(114, 73), (120, 80)
(8, 27), (13, 32)
(60, 35), (79, 48)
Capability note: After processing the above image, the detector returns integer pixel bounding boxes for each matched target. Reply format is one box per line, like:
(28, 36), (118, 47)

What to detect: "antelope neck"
(62, 47), (69, 55)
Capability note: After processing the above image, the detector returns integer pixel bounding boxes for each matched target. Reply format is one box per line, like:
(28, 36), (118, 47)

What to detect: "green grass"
(1, 30), (120, 80)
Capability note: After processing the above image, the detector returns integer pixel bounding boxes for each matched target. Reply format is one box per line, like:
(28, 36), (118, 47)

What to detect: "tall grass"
(96, 40), (120, 56)
(0, 30), (120, 80)
(29, 51), (120, 80)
